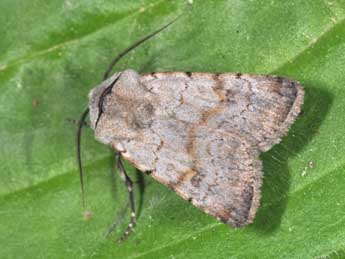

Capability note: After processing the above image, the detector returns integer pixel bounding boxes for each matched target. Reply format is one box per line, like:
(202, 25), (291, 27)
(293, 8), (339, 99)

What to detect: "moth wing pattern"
(89, 69), (304, 226)
(139, 71), (304, 152)
(211, 73), (304, 152)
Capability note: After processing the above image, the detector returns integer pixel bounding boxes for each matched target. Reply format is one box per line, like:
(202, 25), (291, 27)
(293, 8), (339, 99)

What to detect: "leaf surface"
(1, 0), (345, 258)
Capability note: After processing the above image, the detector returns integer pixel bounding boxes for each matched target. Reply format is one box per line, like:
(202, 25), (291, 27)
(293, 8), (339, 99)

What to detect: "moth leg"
(115, 153), (136, 242)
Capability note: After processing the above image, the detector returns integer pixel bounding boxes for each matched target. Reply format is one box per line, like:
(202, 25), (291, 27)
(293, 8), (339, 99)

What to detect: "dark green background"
(1, 0), (345, 258)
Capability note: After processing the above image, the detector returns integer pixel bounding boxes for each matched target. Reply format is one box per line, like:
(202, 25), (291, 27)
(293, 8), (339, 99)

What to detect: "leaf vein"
(270, 17), (345, 74)
(0, 0), (168, 74)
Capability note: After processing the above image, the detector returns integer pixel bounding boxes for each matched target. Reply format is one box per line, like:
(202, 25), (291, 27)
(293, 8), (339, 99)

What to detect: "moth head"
(88, 69), (155, 146)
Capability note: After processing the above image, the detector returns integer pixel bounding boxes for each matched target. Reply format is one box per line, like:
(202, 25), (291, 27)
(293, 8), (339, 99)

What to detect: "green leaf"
(1, 0), (345, 258)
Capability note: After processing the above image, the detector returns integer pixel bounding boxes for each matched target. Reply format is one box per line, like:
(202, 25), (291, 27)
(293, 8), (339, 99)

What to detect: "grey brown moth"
(77, 19), (304, 242)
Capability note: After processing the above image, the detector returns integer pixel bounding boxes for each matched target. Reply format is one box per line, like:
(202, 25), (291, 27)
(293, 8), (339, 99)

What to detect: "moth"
(77, 19), (304, 242)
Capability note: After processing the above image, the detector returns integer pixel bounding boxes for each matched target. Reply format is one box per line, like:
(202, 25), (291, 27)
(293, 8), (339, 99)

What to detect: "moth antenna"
(76, 107), (90, 211)
(103, 15), (181, 80)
